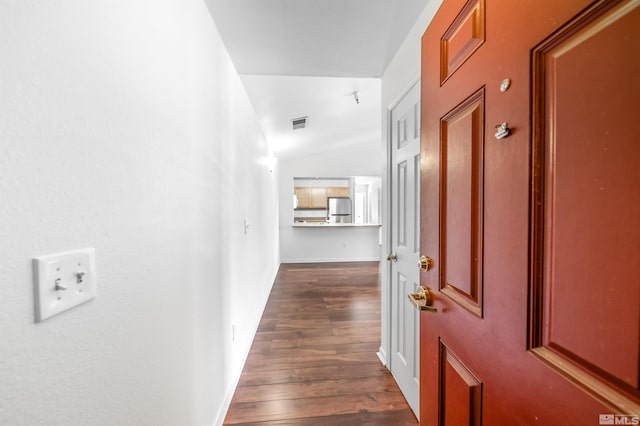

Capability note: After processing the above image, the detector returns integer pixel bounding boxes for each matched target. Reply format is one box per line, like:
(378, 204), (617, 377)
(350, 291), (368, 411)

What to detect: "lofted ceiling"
(204, 0), (430, 160)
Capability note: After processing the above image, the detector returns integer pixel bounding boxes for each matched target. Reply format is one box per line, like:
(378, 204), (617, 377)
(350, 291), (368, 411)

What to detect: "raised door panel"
(439, 88), (484, 317)
(439, 340), (482, 426)
(530, 0), (640, 412)
(397, 161), (408, 248)
(440, 0), (485, 84)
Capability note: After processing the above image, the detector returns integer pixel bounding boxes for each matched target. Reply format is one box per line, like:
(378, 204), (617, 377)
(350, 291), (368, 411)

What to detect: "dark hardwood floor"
(224, 262), (418, 425)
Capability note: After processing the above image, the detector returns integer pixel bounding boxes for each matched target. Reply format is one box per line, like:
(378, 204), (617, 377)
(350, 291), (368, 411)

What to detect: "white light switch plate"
(33, 248), (96, 322)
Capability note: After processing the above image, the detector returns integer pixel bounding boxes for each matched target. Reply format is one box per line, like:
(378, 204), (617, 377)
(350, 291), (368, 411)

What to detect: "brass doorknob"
(408, 286), (438, 313)
(386, 253), (398, 262)
(418, 255), (433, 271)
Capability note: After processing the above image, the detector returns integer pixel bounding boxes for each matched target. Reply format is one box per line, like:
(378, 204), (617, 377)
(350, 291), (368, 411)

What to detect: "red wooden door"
(419, 0), (640, 424)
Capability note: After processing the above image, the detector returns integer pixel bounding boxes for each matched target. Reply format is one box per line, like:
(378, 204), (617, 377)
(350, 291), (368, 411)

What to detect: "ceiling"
(204, 0), (430, 160)
(240, 75), (380, 160)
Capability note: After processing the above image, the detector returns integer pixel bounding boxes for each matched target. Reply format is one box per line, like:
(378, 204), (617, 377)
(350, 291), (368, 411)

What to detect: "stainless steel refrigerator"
(327, 197), (352, 223)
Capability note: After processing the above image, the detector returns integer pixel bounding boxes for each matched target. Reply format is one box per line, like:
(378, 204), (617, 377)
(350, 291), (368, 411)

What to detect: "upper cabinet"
(327, 187), (350, 198)
(294, 186), (349, 209)
(294, 187), (312, 209)
(310, 187), (327, 208)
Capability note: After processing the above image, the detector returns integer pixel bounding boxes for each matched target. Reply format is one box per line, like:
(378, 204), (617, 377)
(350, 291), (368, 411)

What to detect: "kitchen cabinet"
(309, 188), (327, 208)
(295, 187), (349, 209)
(327, 187), (350, 198)
(295, 187), (312, 208)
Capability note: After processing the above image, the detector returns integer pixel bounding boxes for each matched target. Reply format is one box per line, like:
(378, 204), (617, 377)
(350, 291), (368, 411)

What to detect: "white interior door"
(389, 81), (420, 418)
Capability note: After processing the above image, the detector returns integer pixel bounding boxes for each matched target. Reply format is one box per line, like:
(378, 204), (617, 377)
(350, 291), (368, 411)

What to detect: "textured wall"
(0, 1), (279, 425)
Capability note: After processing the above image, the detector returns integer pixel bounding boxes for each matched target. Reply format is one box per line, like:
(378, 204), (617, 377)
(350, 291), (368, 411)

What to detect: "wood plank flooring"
(224, 262), (418, 425)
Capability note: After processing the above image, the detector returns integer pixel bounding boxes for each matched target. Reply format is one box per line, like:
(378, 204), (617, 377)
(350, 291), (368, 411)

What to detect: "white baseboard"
(377, 347), (388, 368)
(281, 257), (381, 263)
(212, 265), (279, 426)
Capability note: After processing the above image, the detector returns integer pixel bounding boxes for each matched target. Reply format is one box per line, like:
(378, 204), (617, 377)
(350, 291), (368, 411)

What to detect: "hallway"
(224, 262), (417, 425)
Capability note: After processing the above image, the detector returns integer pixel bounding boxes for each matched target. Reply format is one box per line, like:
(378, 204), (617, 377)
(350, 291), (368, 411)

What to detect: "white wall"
(279, 141), (383, 263)
(0, 2), (279, 425)
(378, 0), (443, 366)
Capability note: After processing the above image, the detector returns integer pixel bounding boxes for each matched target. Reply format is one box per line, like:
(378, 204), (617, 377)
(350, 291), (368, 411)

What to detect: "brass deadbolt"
(418, 255), (433, 271)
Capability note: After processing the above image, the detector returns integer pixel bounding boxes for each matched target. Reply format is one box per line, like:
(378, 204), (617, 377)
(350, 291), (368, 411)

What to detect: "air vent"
(291, 116), (308, 130)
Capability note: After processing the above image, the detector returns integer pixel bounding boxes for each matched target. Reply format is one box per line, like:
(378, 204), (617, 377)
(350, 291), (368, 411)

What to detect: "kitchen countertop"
(292, 222), (381, 228)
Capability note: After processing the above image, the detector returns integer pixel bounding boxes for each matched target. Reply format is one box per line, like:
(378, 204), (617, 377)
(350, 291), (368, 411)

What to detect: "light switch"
(33, 248), (96, 322)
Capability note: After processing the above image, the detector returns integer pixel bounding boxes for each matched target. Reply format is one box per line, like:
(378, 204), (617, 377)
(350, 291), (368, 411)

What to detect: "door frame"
(379, 75), (421, 372)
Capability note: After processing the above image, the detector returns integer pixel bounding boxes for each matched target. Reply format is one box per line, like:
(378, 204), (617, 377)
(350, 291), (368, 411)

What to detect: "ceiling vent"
(291, 116), (308, 130)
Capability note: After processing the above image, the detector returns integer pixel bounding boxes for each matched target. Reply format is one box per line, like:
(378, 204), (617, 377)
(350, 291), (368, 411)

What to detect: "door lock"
(418, 255), (433, 271)
(386, 253), (398, 262)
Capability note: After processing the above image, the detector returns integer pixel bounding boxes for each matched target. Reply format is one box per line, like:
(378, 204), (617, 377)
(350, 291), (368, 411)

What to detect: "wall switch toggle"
(33, 248), (96, 322)
(54, 278), (67, 292)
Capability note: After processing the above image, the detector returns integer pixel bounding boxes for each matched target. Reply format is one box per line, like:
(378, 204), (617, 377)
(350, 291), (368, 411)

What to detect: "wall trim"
(281, 257), (381, 264)
(212, 264), (280, 426)
(387, 72), (421, 111)
(377, 347), (388, 367)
